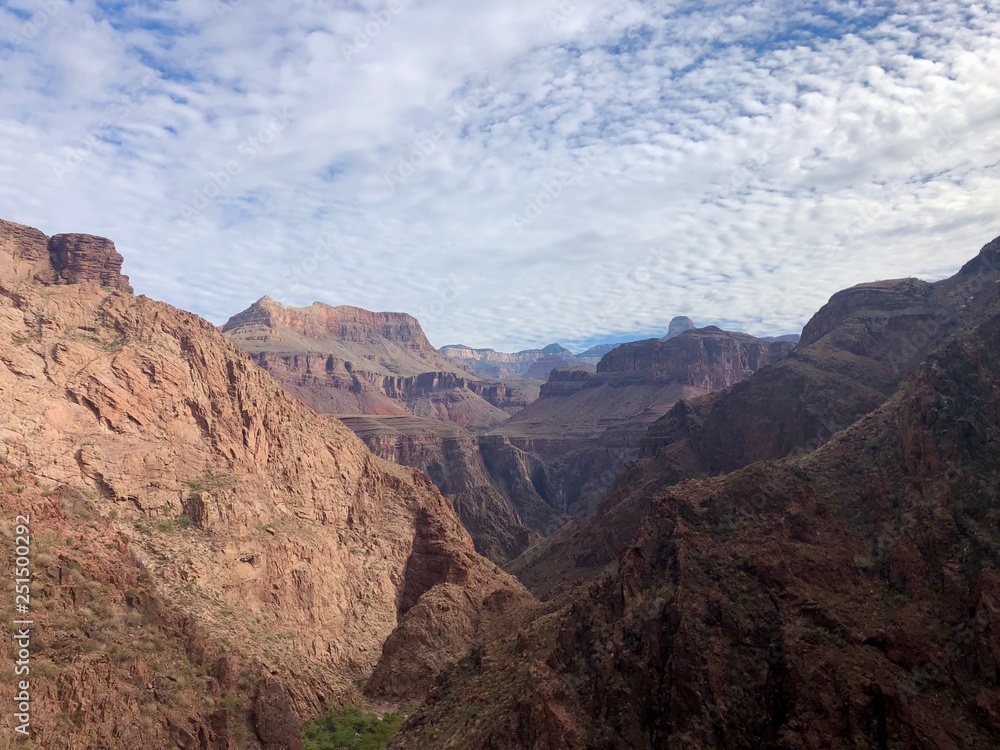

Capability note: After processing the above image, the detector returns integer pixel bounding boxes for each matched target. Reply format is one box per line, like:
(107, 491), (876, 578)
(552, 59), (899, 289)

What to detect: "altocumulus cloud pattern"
(1, 0), (998, 350)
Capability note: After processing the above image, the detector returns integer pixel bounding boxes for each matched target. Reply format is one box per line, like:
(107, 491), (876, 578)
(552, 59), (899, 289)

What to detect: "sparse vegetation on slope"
(302, 706), (402, 750)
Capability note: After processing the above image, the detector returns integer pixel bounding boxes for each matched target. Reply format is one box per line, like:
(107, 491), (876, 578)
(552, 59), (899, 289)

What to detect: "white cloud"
(0, 0), (998, 352)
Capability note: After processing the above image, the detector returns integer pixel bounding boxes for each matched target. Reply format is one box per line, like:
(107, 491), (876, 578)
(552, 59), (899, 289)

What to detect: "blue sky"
(1, 0), (998, 351)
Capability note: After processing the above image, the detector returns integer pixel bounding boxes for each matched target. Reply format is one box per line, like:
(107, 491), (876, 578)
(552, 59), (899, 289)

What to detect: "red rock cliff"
(0, 219), (133, 292)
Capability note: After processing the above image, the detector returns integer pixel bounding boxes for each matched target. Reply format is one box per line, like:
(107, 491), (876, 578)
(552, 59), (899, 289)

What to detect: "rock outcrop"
(597, 326), (792, 389)
(224, 297), (433, 351)
(0, 219), (133, 291)
(0, 220), (530, 747)
(48, 233), (134, 292)
(666, 314), (695, 338)
(483, 328), (793, 528)
(388, 239), (1000, 750)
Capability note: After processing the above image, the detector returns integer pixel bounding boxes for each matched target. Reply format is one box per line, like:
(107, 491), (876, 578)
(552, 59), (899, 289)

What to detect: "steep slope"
(339, 415), (536, 565)
(0, 219), (530, 748)
(389, 275), (1000, 750)
(223, 297), (528, 430)
(223, 297), (545, 564)
(512, 238), (1000, 599)
(0, 471), (274, 749)
(482, 328), (793, 527)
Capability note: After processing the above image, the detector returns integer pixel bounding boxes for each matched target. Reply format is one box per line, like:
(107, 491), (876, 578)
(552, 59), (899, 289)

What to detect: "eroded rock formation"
(510, 236), (1000, 600)
(388, 237), (1000, 750)
(0, 219), (133, 291)
(483, 327), (794, 527)
(0, 219), (529, 748)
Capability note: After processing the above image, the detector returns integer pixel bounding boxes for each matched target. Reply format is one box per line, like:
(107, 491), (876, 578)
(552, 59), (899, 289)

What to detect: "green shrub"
(812, 627), (846, 649)
(302, 706), (402, 750)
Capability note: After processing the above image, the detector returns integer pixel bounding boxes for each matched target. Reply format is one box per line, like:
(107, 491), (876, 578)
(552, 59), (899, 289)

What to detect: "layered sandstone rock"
(225, 297), (434, 351)
(597, 326), (792, 389)
(224, 298), (529, 430)
(0, 220), (133, 291)
(0, 219), (56, 284)
(48, 233), (134, 292)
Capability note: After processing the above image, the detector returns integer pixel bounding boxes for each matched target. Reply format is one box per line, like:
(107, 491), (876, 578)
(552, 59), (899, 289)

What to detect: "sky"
(1, 0), (998, 352)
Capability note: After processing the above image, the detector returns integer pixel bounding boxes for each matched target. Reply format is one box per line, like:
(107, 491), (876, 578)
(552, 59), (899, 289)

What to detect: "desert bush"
(301, 706), (402, 750)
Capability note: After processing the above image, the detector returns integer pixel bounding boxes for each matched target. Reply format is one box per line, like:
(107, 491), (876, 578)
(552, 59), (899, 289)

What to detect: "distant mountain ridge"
(440, 315), (707, 379)
(391, 234), (1000, 750)
(480, 326), (795, 526)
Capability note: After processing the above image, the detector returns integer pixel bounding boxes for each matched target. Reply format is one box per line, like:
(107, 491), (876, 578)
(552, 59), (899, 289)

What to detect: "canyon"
(3, 214), (999, 750)
(509, 239), (1000, 600)
(226, 300), (788, 565)
(0, 219), (529, 748)
(387, 235), (1000, 750)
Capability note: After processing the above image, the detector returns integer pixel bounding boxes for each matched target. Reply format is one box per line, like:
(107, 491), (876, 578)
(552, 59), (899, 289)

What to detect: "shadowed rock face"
(597, 326), (792, 389)
(388, 239), (1000, 750)
(510, 237), (1000, 602)
(483, 328), (794, 526)
(340, 415), (537, 565)
(48, 233), (134, 292)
